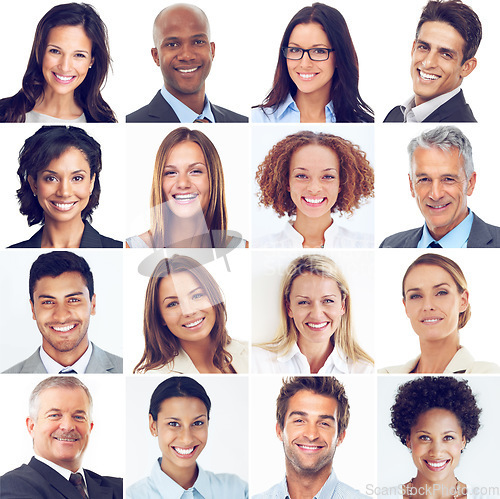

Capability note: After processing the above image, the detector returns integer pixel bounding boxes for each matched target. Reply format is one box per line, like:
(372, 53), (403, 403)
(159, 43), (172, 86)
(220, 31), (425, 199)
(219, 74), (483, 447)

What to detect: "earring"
(89, 65), (92, 69)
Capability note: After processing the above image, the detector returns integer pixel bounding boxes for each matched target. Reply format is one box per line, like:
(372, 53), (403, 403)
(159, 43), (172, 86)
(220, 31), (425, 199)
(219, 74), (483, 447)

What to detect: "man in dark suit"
(0, 376), (122, 498)
(126, 4), (247, 123)
(380, 126), (500, 248)
(384, 0), (481, 123)
(3, 251), (122, 374)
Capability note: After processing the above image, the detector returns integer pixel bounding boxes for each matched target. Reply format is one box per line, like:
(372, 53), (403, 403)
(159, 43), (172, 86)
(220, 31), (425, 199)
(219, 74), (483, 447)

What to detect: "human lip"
(50, 323), (78, 333)
(53, 72), (77, 84)
(50, 201), (78, 211)
(302, 196), (326, 206)
(418, 69), (440, 81)
(306, 321), (329, 330)
(426, 202), (450, 211)
(420, 317), (443, 324)
(297, 72), (317, 81)
(296, 443), (324, 452)
(53, 432), (80, 442)
(182, 317), (204, 329)
(424, 459), (450, 471)
(176, 66), (200, 74)
(172, 446), (197, 458)
(172, 193), (198, 204)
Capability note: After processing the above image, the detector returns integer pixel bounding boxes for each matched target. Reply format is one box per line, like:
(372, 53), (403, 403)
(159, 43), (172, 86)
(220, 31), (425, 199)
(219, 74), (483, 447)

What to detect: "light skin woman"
(134, 255), (246, 374)
(0, 3), (115, 122)
(390, 377), (481, 499)
(256, 131), (374, 248)
(127, 127), (247, 248)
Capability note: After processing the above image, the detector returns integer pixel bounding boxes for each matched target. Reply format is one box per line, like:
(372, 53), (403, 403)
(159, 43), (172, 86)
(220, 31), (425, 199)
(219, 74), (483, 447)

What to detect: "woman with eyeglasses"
(252, 3), (373, 123)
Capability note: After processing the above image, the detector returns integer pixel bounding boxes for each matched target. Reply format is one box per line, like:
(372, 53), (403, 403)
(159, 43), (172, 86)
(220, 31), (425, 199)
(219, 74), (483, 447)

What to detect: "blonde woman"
(134, 255), (248, 374)
(126, 127), (247, 248)
(252, 254), (373, 373)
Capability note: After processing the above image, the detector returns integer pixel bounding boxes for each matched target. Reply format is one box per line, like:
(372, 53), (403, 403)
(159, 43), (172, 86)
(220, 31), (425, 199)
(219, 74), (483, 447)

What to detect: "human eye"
(166, 300), (179, 308)
(297, 300), (309, 306)
(163, 169), (176, 177)
(74, 415), (86, 421)
(74, 52), (87, 59)
(288, 47), (302, 54)
(436, 290), (448, 296)
(190, 168), (204, 176)
(47, 412), (61, 419)
(323, 298), (334, 304)
(408, 293), (422, 300)
(193, 420), (205, 426)
(323, 174), (335, 180)
(68, 297), (81, 303)
(416, 43), (428, 52)
(193, 292), (205, 300)
(443, 435), (455, 441)
(193, 39), (206, 46)
(72, 175), (84, 182)
(165, 41), (180, 48)
(320, 421), (331, 427)
(41, 299), (55, 305)
(312, 48), (328, 56)
(48, 48), (61, 55)
(42, 175), (58, 182)
(418, 435), (430, 441)
(168, 421), (180, 427)
(294, 173), (308, 180)
(442, 177), (456, 184)
(417, 177), (430, 183)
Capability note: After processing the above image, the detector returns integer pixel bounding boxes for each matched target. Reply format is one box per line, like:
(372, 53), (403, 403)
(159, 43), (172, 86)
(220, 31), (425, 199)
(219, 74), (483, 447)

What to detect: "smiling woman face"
(403, 264), (468, 343)
(407, 408), (465, 485)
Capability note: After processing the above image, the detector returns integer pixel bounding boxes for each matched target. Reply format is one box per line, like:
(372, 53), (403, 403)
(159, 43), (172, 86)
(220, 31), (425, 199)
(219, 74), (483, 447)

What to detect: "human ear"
(149, 414), (158, 437)
(466, 172), (476, 196)
(460, 57), (477, 78)
(151, 47), (160, 66)
(409, 173), (416, 198)
(276, 422), (284, 442)
(459, 290), (469, 313)
(28, 175), (37, 196)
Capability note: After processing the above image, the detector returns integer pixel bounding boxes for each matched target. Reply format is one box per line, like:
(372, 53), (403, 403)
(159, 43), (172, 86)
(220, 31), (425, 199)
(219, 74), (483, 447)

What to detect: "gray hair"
(29, 376), (93, 421)
(407, 126), (474, 180)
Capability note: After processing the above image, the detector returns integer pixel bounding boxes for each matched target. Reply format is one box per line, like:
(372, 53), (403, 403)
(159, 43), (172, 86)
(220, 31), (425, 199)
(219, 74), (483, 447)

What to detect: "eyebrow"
(37, 292), (85, 300)
(292, 167), (339, 172)
(287, 410), (336, 422)
(41, 169), (88, 175)
(288, 42), (330, 48)
(47, 43), (90, 54)
(415, 172), (461, 179)
(163, 162), (206, 169)
(416, 429), (459, 434)
(405, 283), (451, 294)
(162, 286), (204, 303)
(295, 293), (339, 299)
(163, 414), (207, 420)
(415, 38), (459, 58)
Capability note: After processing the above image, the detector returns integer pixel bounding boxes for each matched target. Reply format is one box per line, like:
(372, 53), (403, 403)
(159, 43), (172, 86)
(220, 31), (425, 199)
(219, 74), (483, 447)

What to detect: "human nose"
(429, 179), (444, 200)
(421, 50), (438, 69)
(56, 178), (72, 197)
(429, 439), (444, 456)
(310, 301), (324, 319)
(299, 50), (314, 67)
(52, 303), (71, 323)
(59, 414), (76, 431)
(422, 294), (435, 311)
(179, 297), (197, 317)
(58, 54), (72, 72)
(307, 177), (321, 194)
(176, 172), (191, 189)
(177, 43), (195, 61)
(303, 421), (320, 440)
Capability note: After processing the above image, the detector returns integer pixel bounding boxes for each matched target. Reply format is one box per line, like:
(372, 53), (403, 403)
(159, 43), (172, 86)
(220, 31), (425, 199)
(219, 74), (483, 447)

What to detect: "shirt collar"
(418, 210), (473, 248)
(40, 342), (93, 374)
(34, 455), (87, 488)
(160, 86), (215, 123)
(281, 469), (338, 499)
(273, 93), (336, 122)
(284, 217), (337, 247)
(402, 87), (461, 122)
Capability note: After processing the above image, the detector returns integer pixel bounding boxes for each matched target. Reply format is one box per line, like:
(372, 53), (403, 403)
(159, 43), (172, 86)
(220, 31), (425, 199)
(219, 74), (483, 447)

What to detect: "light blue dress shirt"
(127, 459), (248, 499)
(251, 93), (336, 123)
(417, 210), (474, 248)
(252, 470), (368, 499)
(160, 86), (215, 123)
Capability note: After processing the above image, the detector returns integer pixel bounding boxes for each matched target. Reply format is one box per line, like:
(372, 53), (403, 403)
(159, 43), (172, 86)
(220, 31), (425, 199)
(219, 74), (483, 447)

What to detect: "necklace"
(407, 478), (461, 498)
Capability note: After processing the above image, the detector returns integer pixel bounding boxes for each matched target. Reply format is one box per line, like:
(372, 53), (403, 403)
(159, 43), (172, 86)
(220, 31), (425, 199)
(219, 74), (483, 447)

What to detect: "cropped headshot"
(253, 126), (374, 248)
(252, 251), (374, 374)
(126, 375), (248, 498)
(375, 249), (500, 373)
(252, 2), (374, 123)
(378, 376), (500, 498)
(125, 249), (250, 375)
(0, 2), (116, 123)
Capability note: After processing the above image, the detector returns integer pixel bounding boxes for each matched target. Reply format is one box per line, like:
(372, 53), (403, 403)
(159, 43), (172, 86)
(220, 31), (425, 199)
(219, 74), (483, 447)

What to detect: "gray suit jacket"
(379, 213), (500, 248)
(3, 342), (123, 373)
(126, 90), (248, 123)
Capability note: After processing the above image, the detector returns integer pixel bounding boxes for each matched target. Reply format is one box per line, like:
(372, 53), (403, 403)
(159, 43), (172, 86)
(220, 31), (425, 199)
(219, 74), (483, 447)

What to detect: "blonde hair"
(149, 127), (228, 247)
(402, 253), (471, 329)
(261, 254), (373, 364)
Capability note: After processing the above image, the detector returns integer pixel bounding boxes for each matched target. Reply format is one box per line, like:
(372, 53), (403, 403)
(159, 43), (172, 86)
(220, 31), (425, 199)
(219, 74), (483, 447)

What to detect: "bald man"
(126, 3), (247, 123)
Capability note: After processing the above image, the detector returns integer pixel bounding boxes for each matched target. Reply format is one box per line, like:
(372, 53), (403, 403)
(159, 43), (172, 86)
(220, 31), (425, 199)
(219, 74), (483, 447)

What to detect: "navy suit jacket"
(383, 89), (476, 123)
(0, 457), (123, 498)
(126, 90), (248, 123)
(379, 213), (500, 248)
(8, 221), (122, 248)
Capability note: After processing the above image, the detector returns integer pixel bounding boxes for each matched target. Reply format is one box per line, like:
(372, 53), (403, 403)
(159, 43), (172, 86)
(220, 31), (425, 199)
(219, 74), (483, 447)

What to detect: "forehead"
(38, 386), (90, 412)
(289, 22), (330, 46)
(416, 21), (465, 57)
(290, 272), (341, 296)
(33, 271), (89, 298)
(45, 147), (91, 171)
(404, 264), (455, 289)
(290, 144), (339, 170)
(159, 271), (201, 296)
(155, 5), (209, 41)
(158, 396), (208, 416)
(166, 141), (205, 165)
(412, 146), (465, 175)
(285, 389), (338, 418)
(412, 407), (462, 432)
(46, 24), (93, 48)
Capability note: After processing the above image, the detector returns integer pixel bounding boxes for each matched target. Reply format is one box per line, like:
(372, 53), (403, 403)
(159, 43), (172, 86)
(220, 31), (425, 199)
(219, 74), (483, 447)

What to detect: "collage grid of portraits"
(0, 0), (500, 498)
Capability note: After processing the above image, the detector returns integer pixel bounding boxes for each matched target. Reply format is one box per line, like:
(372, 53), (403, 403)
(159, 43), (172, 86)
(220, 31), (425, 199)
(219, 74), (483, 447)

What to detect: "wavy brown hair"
(256, 131), (374, 218)
(134, 255), (234, 373)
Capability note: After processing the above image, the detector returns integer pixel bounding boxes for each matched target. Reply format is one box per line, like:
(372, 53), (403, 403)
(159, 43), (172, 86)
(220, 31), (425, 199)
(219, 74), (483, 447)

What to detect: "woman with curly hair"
(0, 3), (116, 123)
(255, 130), (374, 248)
(388, 376), (483, 498)
(380, 253), (500, 374)
(252, 254), (373, 374)
(134, 255), (248, 374)
(252, 3), (373, 123)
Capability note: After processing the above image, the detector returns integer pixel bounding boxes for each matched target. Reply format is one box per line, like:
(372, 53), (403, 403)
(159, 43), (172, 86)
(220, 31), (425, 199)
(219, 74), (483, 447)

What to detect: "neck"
(34, 87), (82, 119)
(180, 336), (220, 373)
(43, 337), (89, 367)
(415, 334), (460, 373)
(428, 210), (468, 241)
(410, 473), (461, 499)
(293, 86), (331, 123)
(297, 336), (334, 374)
(285, 462), (332, 499)
(166, 213), (210, 248)
(293, 212), (332, 248)
(161, 457), (198, 490)
(167, 85), (206, 115)
(41, 218), (86, 248)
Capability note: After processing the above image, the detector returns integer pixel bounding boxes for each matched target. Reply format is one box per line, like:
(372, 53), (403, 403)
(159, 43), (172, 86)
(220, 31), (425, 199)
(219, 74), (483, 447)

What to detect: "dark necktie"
(69, 472), (87, 498)
(193, 117), (211, 123)
(428, 241), (442, 248)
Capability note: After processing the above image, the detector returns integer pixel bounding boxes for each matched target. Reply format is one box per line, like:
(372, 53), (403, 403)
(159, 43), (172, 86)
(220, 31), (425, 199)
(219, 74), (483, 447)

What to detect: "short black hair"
(390, 376), (481, 445)
(17, 126), (102, 226)
(416, 0), (482, 63)
(149, 376), (211, 422)
(29, 251), (94, 301)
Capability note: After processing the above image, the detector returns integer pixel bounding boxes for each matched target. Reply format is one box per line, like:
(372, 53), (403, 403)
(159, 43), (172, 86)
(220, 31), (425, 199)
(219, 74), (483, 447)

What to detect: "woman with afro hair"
(254, 130), (374, 248)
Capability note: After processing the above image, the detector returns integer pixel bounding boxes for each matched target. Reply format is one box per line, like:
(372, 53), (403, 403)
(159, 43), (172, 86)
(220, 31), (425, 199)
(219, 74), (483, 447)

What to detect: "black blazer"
(0, 457), (123, 499)
(126, 90), (248, 123)
(8, 221), (123, 248)
(383, 89), (476, 123)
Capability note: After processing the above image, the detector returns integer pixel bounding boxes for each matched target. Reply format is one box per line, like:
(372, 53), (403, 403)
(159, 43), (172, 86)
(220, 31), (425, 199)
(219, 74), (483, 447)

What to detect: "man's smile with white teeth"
(177, 67), (199, 73)
(418, 69), (440, 80)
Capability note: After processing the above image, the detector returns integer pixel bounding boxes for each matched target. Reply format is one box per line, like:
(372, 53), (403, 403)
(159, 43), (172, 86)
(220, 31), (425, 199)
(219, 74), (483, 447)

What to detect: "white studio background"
(123, 248), (250, 374)
(0, 249), (123, 372)
(377, 375), (500, 495)
(118, 0), (253, 120)
(0, 373), (125, 477)
(250, 374), (376, 496)
(372, 0), (500, 123)
(246, 0), (379, 120)
(124, 123), (251, 245)
(251, 123), (375, 243)
(374, 123), (500, 247)
(375, 249), (500, 370)
(251, 249), (375, 361)
(0, 0), (123, 119)
(0, 123), (126, 248)
(125, 374), (249, 488)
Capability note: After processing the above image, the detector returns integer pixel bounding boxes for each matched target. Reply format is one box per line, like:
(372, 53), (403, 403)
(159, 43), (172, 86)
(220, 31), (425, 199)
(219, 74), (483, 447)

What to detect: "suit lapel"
(28, 458), (83, 499)
(85, 470), (115, 499)
(147, 91), (180, 122)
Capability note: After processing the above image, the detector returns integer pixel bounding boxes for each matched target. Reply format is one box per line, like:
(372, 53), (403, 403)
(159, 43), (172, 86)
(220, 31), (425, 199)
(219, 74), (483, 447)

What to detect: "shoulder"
(379, 227), (422, 248)
(252, 480), (284, 499)
(89, 344), (123, 373)
(383, 106), (404, 122)
(85, 469), (123, 495)
(211, 103), (248, 123)
(0, 463), (47, 495)
(428, 90), (476, 123)
(126, 233), (152, 248)
(335, 479), (371, 498)
(329, 226), (373, 248)
(82, 222), (122, 248)
(127, 475), (159, 498)
(251, 346), (280, 373)
(467, 361), (500, 374)
(3, 349), (44, 373)
(8, 227), (43, 248)
(126, 91), (177, 123)
(378, 357), (418, 374)
(469, 213), (500, 247)
(227, 339), (249, 373)
(347, 358), (375, 374)
(204, 470), (248, 493)
(251, 106), (275, 123)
